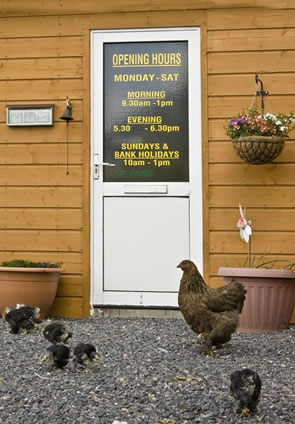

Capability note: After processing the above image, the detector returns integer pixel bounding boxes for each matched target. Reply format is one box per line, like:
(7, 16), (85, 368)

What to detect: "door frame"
(90, 27), (203, 308)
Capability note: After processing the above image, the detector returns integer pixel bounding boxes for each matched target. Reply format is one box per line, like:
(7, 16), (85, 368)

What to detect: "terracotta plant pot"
(0, 267), (62, 319)
(218, 267), (295, 333)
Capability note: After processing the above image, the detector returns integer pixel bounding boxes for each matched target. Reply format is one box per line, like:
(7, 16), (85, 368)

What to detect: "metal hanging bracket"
(255, 74), (269, 111)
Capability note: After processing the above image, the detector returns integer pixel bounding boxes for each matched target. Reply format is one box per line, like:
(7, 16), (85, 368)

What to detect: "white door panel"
(103, 197), (189, 292)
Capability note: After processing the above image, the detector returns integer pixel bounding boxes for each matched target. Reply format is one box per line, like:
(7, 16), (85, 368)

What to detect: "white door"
(91, 28), (202, 307)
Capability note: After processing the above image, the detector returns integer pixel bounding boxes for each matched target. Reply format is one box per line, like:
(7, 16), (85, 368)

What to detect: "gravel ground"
(0, 316), (294, 424)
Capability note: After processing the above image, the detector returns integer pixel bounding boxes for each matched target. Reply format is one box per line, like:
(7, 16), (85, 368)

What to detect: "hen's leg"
(201, 321), (234, 355)
(239, 407), (250, 418)
(209, 320), (234, 347)
(198, 333), (213, 356)
(195, 333), (202, 344)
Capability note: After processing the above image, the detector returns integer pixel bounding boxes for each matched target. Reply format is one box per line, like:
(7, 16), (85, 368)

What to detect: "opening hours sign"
(103, 41), (189, 182)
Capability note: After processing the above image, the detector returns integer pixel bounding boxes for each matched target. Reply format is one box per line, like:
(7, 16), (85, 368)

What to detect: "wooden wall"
(0, 9), (85, 317)
(207, 7), (295, 290)
(1, 1), (295, 319)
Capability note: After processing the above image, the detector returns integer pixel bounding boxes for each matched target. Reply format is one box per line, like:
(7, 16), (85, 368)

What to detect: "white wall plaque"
(6, 105), (54, 126)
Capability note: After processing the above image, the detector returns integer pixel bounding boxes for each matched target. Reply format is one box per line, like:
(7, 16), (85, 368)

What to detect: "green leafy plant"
(222, 253), (295, 270)
(242, 253), (295, 269)
(226, 106), (295, 140)
(1, 259), (62, 269)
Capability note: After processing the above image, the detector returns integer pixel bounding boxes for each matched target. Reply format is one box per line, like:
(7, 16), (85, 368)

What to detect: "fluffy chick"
(16, 305), (42, 323)
(72, 343), (102, 371)
(40, 343), (71, 370)
(43, 322), (72, 344)
(230, 369), (262, 417)
(5, 305), (40, 334)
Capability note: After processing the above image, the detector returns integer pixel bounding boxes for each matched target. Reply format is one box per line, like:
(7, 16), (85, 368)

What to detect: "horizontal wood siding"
(208, 28), (295, 52)
(0, 14), (84, 318)
(0, 36), (83, 59)
(0, 1), (294, 321)
(48, 297), (83, 318)
(0, 209), (82, 229)
(0, 58), (82, 80)
(1, 0), (294, 17)
(207, 3), (295, 325)
(0, 187), (82, 207)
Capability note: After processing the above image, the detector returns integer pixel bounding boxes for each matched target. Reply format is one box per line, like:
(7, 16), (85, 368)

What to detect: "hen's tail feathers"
(231, 279), (247, 313)
(232, 279), (247, 295)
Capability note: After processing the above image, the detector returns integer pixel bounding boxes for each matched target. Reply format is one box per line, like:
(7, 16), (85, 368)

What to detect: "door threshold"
(91, 305), (182, 319)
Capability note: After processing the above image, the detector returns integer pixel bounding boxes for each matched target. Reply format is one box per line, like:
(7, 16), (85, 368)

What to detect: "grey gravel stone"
(0, 317), (294, 423)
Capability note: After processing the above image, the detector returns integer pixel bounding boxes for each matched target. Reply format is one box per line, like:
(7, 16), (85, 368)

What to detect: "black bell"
(60, 98), (73, 122)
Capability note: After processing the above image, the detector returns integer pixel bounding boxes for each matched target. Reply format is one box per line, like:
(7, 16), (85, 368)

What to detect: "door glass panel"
(103, 41), (189, 182)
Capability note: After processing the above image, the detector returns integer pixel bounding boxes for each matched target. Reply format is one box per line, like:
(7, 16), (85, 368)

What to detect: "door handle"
(93, 155), (115, 179)
(96, 162), (115, 166)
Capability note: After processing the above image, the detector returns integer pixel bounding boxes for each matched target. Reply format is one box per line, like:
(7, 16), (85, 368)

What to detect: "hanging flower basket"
(226, 84), (295, 164)
(232, 135), (285, 165)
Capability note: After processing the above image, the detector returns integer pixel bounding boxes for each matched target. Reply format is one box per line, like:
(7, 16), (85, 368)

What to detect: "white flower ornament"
(237, 204), (252, 243)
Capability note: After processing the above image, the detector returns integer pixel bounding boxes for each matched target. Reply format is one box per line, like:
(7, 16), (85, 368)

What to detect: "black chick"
(40, 343), (71, 370)
(230, 369), (262, 417)
(43, 322), (72, 344)
(16, 304), (42, 323)
(73, 343), (102, 371)
(5, 305), (40, 334)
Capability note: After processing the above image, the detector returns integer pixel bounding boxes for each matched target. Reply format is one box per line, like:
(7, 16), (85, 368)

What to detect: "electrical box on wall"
(6, 105), (54, 126)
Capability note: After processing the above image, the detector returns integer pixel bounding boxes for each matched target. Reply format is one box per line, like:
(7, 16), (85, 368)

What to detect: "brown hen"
(177, 259), (247, 355)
